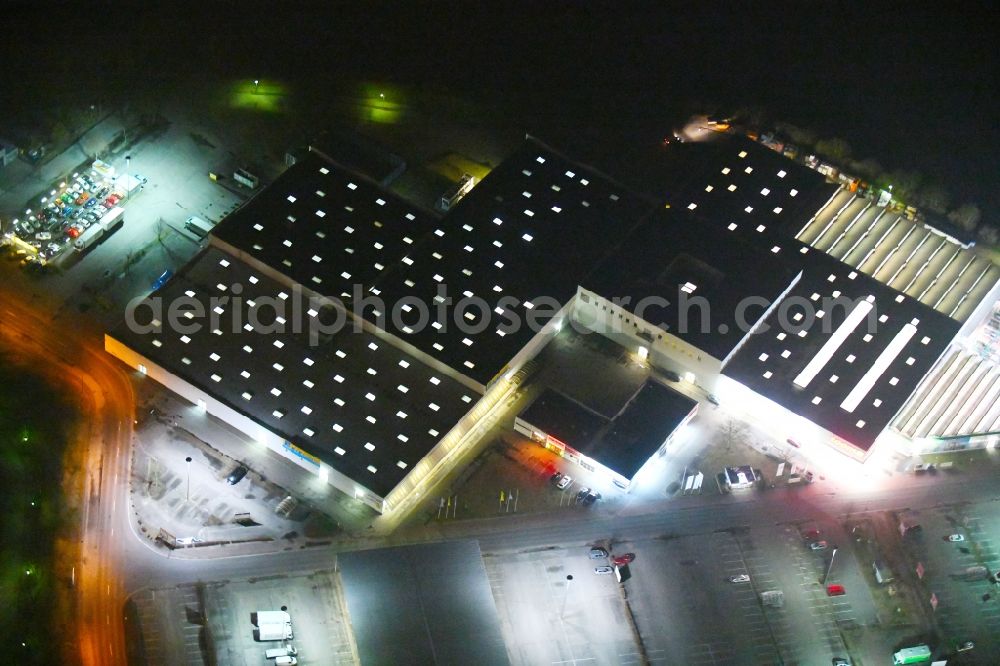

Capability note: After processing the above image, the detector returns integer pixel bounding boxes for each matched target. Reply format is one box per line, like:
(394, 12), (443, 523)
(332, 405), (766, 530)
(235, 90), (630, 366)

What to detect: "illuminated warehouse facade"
(106, 134), (998, 512)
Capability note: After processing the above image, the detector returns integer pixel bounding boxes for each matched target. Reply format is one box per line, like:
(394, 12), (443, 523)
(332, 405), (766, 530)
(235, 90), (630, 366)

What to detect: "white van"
(275, 657), (297, 666)
(265, 645), (296, 658)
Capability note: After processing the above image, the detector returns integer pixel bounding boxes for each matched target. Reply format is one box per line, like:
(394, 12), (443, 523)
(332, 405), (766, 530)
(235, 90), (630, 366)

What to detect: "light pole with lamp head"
(185, 456), (192, 501)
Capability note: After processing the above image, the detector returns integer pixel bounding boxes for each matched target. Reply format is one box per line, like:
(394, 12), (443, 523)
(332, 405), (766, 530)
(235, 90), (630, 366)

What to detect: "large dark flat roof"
(520, 382), (695, 479)
(365, 137), (655, 384)
(210, 151), (441, 303)
(724, 245), (959, 451)
(582, 208), (801, 360)
(582, 381), (696, 478)
(658, 135), (839, 240)
(338, 540), (508, 666)
(109, 248), (474, 497)
(519, 388), (607, 448)
(210, 140), (653, 386)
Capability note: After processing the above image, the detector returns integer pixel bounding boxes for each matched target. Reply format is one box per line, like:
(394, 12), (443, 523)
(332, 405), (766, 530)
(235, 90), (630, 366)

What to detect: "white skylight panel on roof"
(793, 298), (874, 389)
(397, 461), (408, 469)
(522, 233), (533, 242)
(778, 170), (787, 178)
(287, 195), (296, 203)
(375, 198), (386, 206)
(840, 322), (917, 412)
(319, 167), (329, 174)
(760, 188), (770, 196)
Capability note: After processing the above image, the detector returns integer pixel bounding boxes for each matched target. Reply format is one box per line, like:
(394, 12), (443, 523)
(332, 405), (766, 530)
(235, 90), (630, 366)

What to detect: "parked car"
(956, 641), (974, 652)
(663, 370), (682, 382)
(75, 192), (90, 205)
(582, 491), (601, 505)
(809, 540), (829, 551)
(134, 173), (148, 185)
(948, 534), (965, 542)
(65, 227), (80, 239)
(728, 574), (751, 583)
(786, 438), (801, 448)
(593, 566), (614, 575)
(576, 487), (592, 501)
(825, 584), (846, 596)
(556, 475), (572, 490)
(613, 553), (636, 566)
(588, 547), (608, 559)
(226, 465), (249, 485)
(35, 231), (52, 241)
(151, 269), (173, 290)
(84, 198), (98, 208)
(549, 472), (563, 485)
(912, 463), (934, 473)
(175, 537), (204, 546)
(832, 658), (850, 665)
(706, 393), (721, 406)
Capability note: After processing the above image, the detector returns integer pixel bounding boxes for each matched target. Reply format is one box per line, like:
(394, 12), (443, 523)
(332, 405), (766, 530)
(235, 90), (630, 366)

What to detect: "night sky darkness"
(1, 2), (996, 217)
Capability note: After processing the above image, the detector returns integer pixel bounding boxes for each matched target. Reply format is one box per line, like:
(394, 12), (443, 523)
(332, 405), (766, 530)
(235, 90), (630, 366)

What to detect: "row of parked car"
(11, 170), (144, 263)
(12, 172), (117, 260)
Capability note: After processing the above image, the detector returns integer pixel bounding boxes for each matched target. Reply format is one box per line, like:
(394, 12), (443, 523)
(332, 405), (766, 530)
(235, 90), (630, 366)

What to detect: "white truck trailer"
(73, 206), (125, 252)
(252, 610), (293, 641)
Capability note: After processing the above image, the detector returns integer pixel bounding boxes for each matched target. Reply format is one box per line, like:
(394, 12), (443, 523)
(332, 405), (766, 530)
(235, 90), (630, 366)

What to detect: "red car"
(612, 553), (636, 566)
(826, 584), (846, 596)
(66, 227), (80, 238)
(104, 194), (121, 208)
(74, 192), (90, 205)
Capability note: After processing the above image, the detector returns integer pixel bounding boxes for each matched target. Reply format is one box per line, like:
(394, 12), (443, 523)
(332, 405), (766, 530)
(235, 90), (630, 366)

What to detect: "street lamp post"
(125, 155), (131, 201)
(185, 456), (192, 501)
(254, 79), (260, 94)
(822, 545), (839, 585)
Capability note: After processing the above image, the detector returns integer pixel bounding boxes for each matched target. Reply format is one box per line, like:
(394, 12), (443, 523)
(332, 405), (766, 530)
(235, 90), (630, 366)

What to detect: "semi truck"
(184, 215), (214, 238)
(73, 206), (124, 251)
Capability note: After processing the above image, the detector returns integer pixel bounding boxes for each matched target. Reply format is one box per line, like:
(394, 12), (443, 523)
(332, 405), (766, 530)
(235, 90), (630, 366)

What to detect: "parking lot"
(5, 164), (135, 267)
(623, 523), (874, 666)
(899, 504), (1000, 659)
(129, 571), (356, 666)
(481, 545), (641, 665)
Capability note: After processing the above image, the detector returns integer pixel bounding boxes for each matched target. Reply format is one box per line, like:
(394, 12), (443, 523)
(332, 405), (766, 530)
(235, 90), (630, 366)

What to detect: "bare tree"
(716, 416), (749, 453)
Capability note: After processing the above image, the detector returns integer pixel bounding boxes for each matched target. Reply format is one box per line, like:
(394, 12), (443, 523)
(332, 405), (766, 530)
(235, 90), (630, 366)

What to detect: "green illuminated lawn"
(0, 360), (77, 663)
(227, 79), (291, 114)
